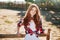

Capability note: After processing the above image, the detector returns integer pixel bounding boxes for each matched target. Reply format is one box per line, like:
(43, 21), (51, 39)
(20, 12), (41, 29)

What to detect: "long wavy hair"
(23, 4), (42, 28)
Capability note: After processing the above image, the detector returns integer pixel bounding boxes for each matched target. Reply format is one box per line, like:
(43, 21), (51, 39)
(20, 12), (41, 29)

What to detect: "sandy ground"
(0, 9), (60, 40)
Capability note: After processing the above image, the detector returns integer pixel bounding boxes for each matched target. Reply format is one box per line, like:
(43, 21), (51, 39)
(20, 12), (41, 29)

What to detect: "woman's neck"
(31, 15), (33, 18)
(30, 17), (34, 20)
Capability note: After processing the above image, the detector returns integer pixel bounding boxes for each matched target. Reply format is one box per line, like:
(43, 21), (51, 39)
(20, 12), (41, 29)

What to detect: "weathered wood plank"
(0, 34), (25, 38)
(0, 33), (47, 38)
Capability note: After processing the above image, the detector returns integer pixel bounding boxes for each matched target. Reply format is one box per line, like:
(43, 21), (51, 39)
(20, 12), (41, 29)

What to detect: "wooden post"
(46, 29), (51, 40)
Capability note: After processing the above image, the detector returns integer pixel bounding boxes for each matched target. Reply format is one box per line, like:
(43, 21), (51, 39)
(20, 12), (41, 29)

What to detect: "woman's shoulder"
(20, 17), (24, 20)
(19, 17), (24, 23)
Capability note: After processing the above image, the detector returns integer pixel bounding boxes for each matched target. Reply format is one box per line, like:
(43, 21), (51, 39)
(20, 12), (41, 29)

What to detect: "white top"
(25, 20), (39, 40)
(29, 20), (36, 31)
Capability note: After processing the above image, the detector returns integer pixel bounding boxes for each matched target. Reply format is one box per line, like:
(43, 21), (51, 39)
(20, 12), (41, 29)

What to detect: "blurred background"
(0, 0), (60, 25)
(0, 0), (60, 11)
(0, 0), (60, 40)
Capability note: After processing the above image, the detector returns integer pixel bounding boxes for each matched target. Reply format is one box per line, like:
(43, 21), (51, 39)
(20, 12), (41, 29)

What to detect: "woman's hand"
(17, 31), (20, 36)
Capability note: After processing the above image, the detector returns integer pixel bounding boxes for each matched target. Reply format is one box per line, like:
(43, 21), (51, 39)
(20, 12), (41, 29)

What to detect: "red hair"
(23, 4), (41, 28)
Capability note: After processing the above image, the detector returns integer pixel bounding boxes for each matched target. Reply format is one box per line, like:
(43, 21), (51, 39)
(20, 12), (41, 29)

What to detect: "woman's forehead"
(31, 7), (37, 11)
(32, 7), (36, 10)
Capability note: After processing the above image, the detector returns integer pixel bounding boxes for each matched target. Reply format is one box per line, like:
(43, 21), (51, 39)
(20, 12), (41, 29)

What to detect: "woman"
(17, 4), (44, 40)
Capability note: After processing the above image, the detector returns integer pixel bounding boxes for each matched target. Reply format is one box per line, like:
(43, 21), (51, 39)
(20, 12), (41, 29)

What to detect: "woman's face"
(30, 7), (37, 17)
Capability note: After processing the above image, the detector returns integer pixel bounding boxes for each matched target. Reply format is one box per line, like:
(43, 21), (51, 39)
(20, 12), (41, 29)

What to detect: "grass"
(5, 20), (13, 24)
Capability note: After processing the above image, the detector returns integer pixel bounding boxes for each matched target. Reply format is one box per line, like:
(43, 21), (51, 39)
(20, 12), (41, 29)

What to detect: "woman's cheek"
(30, 11), (33, 14)
(33, 12), (36, 15)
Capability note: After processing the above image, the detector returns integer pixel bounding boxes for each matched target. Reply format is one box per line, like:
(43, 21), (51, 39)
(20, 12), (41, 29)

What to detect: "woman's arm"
(17, 18), (24, 36)
(39, 18), (44, 34)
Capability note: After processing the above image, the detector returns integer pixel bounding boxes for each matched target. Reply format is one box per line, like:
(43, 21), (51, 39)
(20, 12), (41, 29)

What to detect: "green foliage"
(25, 0), (34, 3)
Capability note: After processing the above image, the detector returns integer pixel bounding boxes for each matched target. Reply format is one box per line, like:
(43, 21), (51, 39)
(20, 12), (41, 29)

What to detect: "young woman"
(17, 4), (44, 40)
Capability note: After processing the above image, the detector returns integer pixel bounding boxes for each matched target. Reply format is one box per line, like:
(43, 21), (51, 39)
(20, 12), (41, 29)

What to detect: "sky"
(0, 0), (25, 2)
(0, 0), (26, 4)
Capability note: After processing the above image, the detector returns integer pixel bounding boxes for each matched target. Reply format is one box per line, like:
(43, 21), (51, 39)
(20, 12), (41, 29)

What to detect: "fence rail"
(0, 29), (51, 40)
